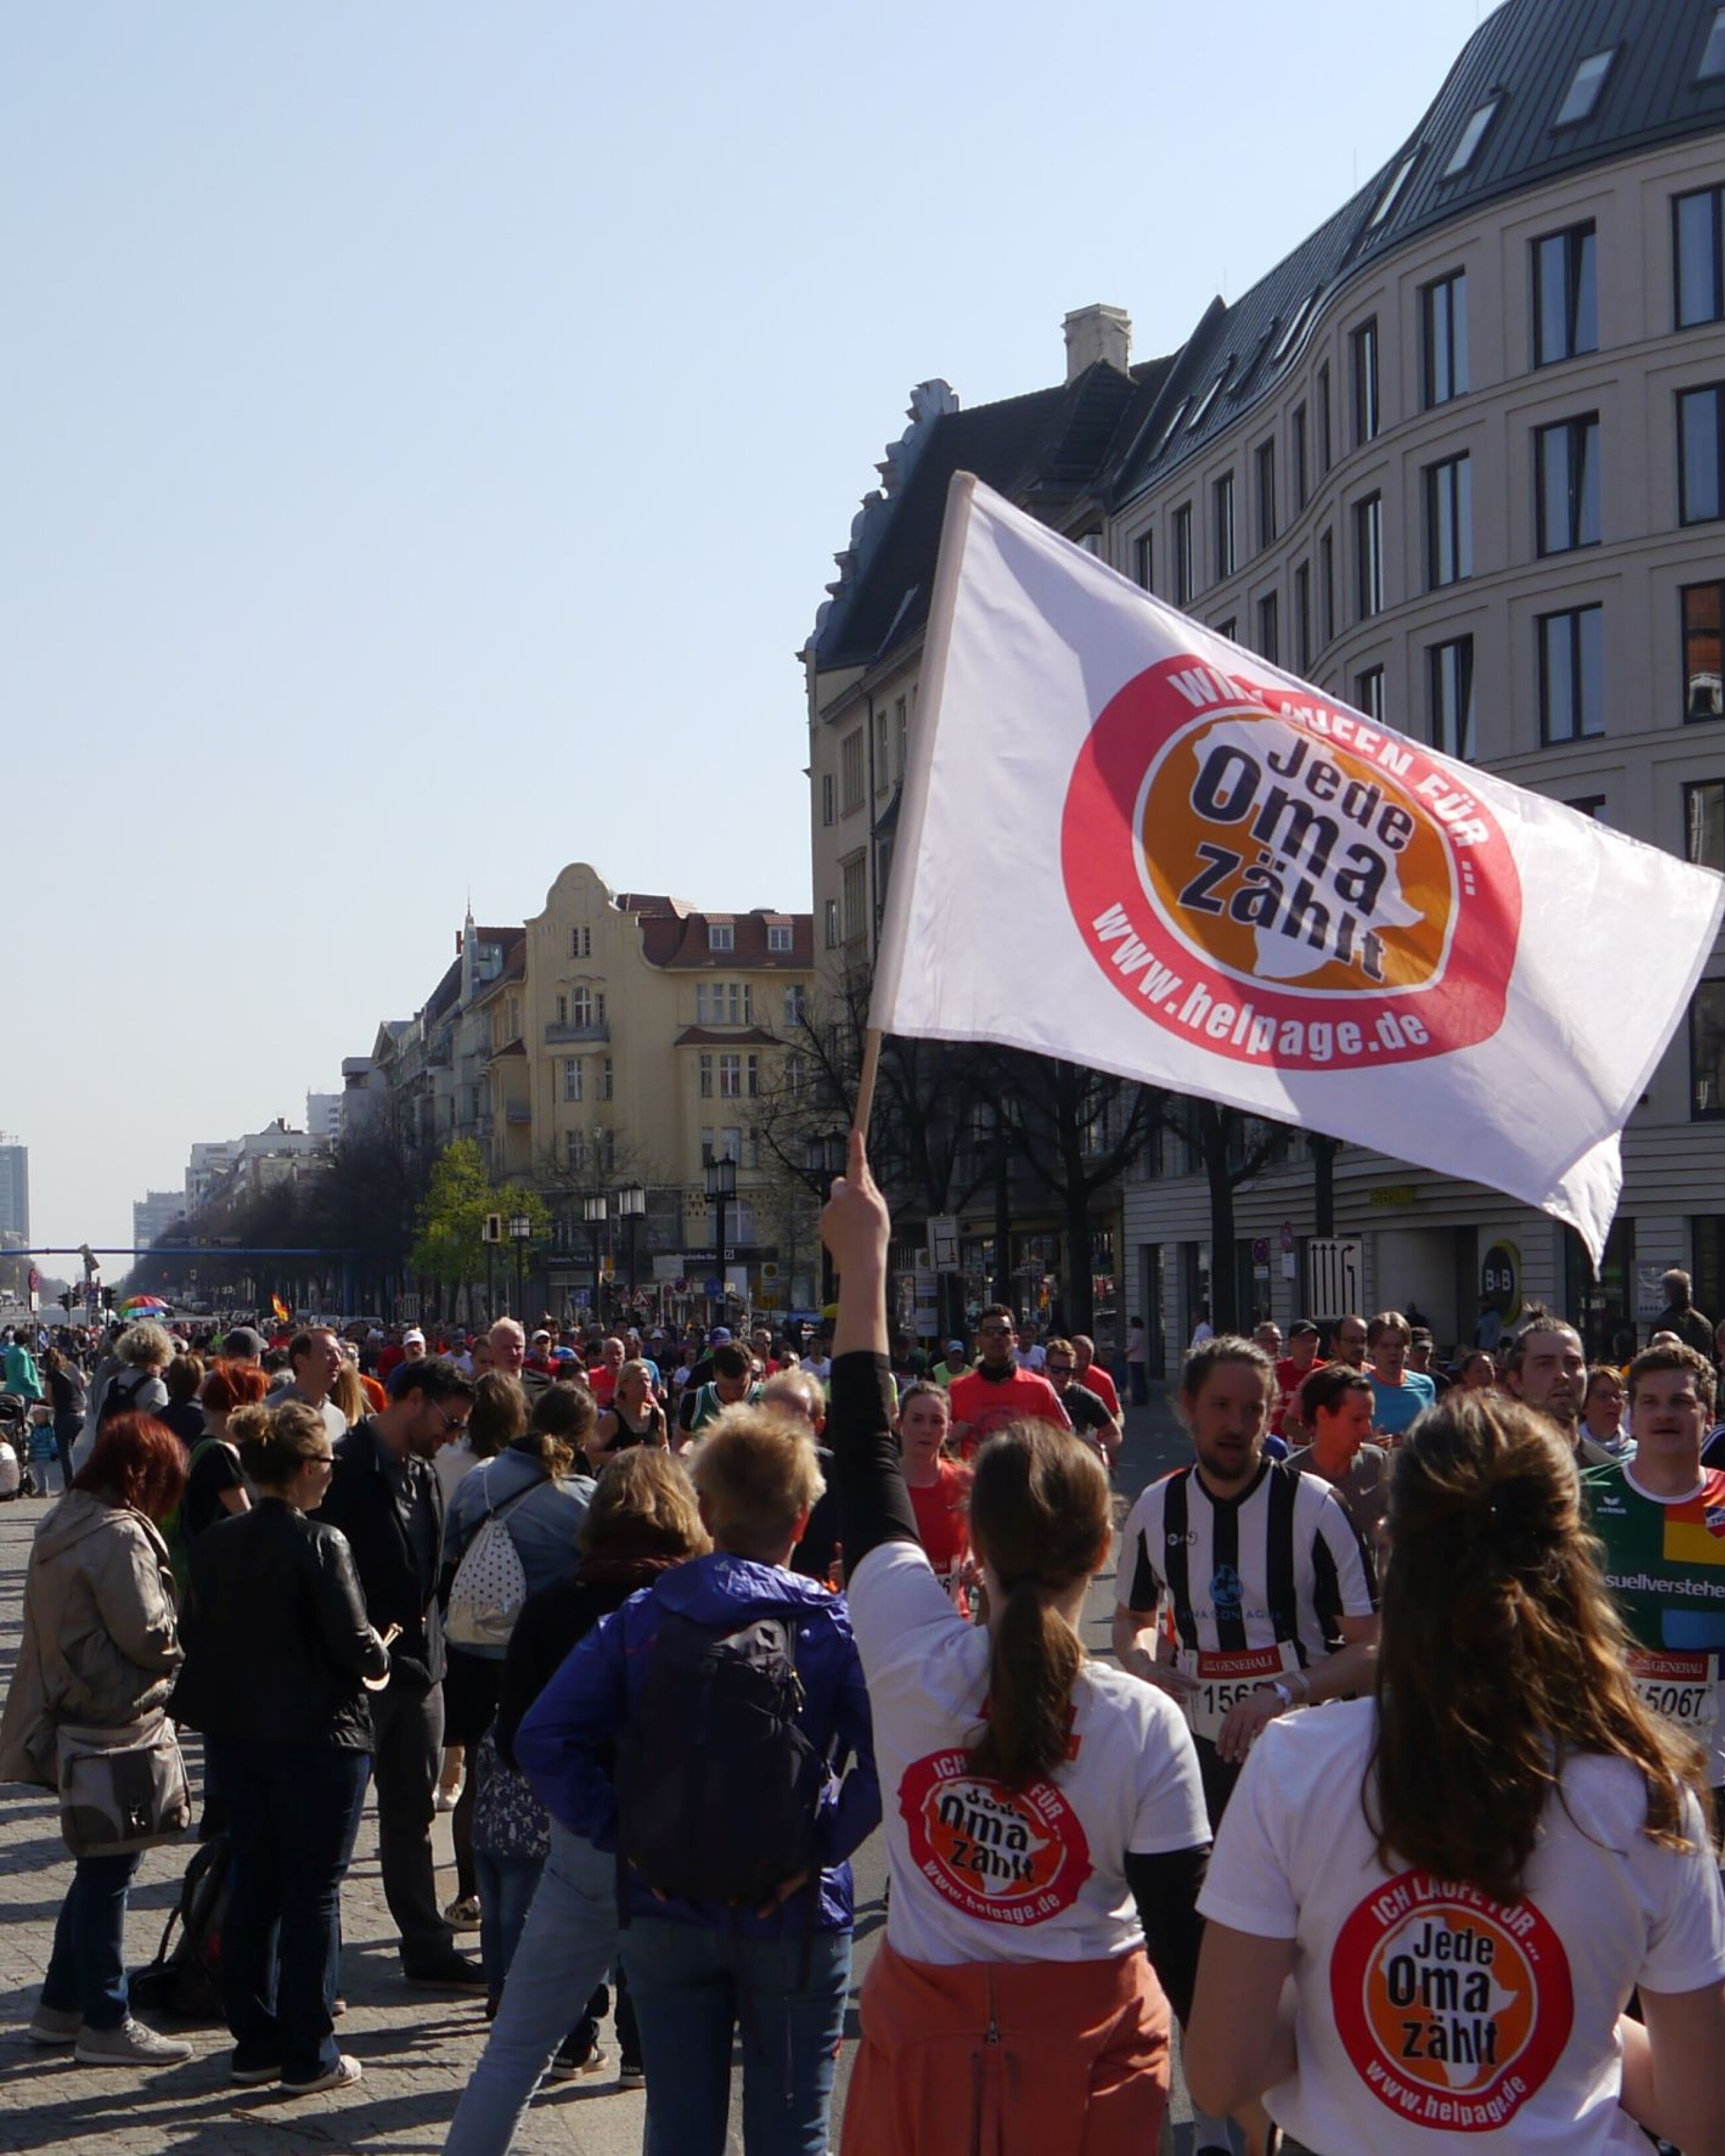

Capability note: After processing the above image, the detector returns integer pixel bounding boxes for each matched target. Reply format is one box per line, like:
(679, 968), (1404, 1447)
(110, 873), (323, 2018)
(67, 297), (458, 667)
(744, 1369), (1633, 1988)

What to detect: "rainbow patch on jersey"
(1663, 1470), (1725, 1568)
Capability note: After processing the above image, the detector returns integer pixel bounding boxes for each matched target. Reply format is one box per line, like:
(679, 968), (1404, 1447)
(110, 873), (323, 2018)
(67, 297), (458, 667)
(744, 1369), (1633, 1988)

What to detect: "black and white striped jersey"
(1116, 1458), (1376, 1664)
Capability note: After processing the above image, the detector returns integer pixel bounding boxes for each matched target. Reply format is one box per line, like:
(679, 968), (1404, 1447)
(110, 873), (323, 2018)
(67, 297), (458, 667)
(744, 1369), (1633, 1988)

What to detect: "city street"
(0, 1396), (1229, 2156)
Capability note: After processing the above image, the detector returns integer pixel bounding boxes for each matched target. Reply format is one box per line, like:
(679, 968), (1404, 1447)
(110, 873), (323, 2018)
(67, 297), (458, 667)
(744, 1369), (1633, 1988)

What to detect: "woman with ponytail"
(1186, 1390), (1725, 2156)
(821, 1131), (1209, 2155)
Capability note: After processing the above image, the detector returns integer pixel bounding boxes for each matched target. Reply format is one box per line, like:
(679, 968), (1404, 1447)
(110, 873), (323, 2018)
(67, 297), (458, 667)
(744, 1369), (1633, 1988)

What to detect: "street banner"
(870, 476), (1725, 1264)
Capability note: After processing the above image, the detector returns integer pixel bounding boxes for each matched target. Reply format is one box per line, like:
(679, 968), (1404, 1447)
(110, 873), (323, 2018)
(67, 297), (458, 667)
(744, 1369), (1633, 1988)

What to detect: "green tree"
(411, 1142), (495, 1296)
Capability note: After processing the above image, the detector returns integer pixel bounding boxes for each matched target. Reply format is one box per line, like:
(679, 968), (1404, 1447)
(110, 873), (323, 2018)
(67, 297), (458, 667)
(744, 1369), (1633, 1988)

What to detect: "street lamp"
(704, 1153), (736, 1323)
(615, 1183), (646, 1313)
(508, 1214), (532, 1318)
(806, 1131), (847, 1305)
(583, 1194), (609, 1323)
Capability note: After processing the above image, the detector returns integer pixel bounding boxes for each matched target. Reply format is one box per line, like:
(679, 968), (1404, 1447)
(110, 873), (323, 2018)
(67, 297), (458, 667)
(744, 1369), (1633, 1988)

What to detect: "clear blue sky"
(3, 0), (1495, 1259)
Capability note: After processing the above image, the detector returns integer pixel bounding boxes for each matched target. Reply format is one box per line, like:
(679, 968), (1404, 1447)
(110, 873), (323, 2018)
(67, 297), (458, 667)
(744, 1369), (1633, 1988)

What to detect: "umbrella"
(120, 1295), (169, 1315)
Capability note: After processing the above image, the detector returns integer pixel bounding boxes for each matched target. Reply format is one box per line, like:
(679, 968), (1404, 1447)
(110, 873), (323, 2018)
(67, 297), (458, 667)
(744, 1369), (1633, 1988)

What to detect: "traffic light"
(59, 1290), (74, 1315)
(101, 1286), (115, 1312)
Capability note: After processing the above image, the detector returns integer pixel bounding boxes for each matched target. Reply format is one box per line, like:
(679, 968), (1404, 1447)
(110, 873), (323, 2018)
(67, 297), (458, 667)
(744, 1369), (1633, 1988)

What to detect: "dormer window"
(1369, 153), (1418, 228)
(1554, 48), (1614, 127)
(766, 923), (792, 953)
(1444, 97), (1500, 176)
(1702, 7), (1725, 80)
(709, 923), (734, 952)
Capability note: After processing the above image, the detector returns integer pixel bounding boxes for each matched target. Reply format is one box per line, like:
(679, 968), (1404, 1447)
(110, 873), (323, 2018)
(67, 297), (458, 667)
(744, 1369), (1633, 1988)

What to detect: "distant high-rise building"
(133, 1191), (186, 1252)
(0, 1136), (29, 1247)
(307, 1093), (342, 1144)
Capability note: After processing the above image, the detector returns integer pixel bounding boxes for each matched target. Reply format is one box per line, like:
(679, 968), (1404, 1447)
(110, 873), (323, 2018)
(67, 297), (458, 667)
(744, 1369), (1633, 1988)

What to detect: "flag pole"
(854, 1027), (882, 1140)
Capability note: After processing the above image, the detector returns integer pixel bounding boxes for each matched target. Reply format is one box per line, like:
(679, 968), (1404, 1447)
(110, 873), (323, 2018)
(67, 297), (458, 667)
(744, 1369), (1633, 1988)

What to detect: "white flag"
(870, 476), (1725, 1265)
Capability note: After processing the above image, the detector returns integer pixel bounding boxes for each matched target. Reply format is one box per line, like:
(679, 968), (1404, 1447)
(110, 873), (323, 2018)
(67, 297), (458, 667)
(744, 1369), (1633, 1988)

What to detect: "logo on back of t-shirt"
(1331, 1871), (1574, 2133)
(898, 1749), (1092, 1927)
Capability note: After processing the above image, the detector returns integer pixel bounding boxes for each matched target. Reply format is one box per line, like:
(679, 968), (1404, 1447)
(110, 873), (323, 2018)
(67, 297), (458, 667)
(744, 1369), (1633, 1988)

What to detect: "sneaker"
(281, 2053), (362, 2096)
(74, 2018), (194, 2066)
(24, 2004), (80, 2047)
(433, 1782), (462, 1813)
(401, 1950), (488, 1993)
(230, 2055), (283, 2086)
(547, 2036), (606, 2082)
(617, 2056), (646, 2089)
(444, 1894), (482, 1930)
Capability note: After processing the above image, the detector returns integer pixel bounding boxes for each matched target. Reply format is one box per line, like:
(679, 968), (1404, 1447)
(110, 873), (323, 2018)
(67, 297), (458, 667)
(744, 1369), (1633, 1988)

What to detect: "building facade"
(0, 1138), (28, 1248)
(132, 1191), (186, 1252)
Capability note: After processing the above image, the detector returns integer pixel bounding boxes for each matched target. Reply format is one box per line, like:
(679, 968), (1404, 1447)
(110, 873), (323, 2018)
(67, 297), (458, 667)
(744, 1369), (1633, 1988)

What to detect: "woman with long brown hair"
(1187, 1390), (1725, 2155)
(819, 1132), (1209, 2155)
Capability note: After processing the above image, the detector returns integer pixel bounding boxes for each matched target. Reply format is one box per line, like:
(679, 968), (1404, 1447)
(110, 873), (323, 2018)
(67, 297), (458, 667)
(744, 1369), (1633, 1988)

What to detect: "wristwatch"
(1270, 1680), (1295, 1711)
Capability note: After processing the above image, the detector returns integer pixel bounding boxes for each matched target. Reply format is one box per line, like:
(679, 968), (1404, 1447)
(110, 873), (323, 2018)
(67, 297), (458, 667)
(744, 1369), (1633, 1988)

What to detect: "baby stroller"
(0, 1394), (31, 1498)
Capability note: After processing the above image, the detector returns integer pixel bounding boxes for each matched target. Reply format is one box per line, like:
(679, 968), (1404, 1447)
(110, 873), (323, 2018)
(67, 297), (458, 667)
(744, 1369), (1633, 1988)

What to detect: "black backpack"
(98, 1369), (151, 1432)
(613, 1608), (825, 1909)
(129, 1834), (231, 2022)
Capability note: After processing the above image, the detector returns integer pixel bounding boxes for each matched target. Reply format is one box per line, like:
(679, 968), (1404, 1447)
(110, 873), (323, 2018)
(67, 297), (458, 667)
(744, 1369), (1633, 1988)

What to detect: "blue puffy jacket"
(515, 1551), (879, 1934)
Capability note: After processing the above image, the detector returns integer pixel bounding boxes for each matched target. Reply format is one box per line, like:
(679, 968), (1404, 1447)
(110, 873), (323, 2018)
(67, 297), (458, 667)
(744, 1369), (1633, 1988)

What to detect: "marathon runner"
(1271, 1319), (1322, 1445)
(1503, 1303), (1623, 1466)
(1586, 1342), (1725, 1827)
(1285, 1362), (1390, 1578)
(1042, 1337), (1121, 1467)
(945, 1305), (1069, 1458)
(1363, 1310), (1434, 1439)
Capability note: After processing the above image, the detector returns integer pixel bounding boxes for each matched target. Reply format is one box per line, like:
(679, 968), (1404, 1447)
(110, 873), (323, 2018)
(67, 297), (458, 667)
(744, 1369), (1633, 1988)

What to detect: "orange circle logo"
(1331, 1872), (1572, 2132)
(1062, 657), (1521, 1070)
(898, 1749), (1091, 1926)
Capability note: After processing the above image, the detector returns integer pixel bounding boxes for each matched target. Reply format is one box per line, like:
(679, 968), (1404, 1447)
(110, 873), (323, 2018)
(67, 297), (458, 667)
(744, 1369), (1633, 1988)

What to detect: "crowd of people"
(0, 1233), (1722, 2151)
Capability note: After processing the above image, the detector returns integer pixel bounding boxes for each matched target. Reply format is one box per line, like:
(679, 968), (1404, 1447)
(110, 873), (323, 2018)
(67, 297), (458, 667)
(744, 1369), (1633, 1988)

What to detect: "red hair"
(73, 1414), (189, 1523)
(200, 1359), (269, 1416)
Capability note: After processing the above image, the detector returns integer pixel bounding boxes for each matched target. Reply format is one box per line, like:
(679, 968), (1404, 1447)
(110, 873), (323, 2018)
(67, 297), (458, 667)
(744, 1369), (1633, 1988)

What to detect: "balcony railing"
(506, 1101), (531, 1125)
(545, 1020), (610, 1044)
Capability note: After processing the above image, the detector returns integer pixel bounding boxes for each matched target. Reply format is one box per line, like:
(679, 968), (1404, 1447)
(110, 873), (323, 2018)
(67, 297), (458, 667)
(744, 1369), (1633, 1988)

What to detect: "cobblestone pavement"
(0, 1396), (1219, 2155)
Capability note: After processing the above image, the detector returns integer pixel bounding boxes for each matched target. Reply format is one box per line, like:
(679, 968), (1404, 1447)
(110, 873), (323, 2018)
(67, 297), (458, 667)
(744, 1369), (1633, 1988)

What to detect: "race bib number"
(1627, 1649), (1720, 1737)
(1176, 1641), (1299, 1743)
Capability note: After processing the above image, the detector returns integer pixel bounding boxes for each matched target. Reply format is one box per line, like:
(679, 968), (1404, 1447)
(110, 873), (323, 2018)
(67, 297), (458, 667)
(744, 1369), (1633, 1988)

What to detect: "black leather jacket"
(318, 1418), (447, 1687)
(174, 1499), (389, 1750)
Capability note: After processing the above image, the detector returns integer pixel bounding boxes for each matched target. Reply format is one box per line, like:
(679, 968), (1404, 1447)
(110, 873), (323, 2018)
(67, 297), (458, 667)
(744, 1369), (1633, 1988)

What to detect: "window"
(1535, 416), (1601, 553)
(555, 992), (567, 1027)
(1687, 781), (1725, 869)
(1424, 454), (1473, 585)
(697, 982), (746, 1025)
(1369, 154), (1418, 228)
(874, 708), (890, 783)
(1355, 665), (1385, 721)
(1692, 982), (1725, 1118)
(1255, 439), (1277, 549)
(1679, 386), (1725, 524)
(1534, 224), (1598, 365)
(1566, 795), (1609, 823)
(1429, 637), (1476, 760)
(1214, 618), (1237, 644)
(1293, 562), (1311, 673)
(1292, 404), (1308, 511)
(700, 1126), (715, 1164)
(1213, 472), (1236, 579)
(716, 1053), (740, 1099)
(767, 923), (792, 953)
(1351, 319), (1380, 445)
(1257, 592), (1279, 663)
(565, 1130), (585, 1171)
(820, 773), (834, 826)
(1190, 364), (1233, 431)
(1683, 582), (1724, 722)
(1704, 5), (1725, 80)
(1445, 98), (1500, 177)
(564, 1057), (584, 1104)
(1675, 187), (1725, 328)
(571, 985), (592, 1027)
(746, 1054), (760, 1099)
(1422, 271), (1468, 406)
(1554, 48), (1614, 127)
(1353, 493), (1384, 618)
(1272, 290), (1318, 364)
(784, 1053), (805, 1097)
(894, 696), (908, 779)
(1134, 531), (1154, 591)
(1173, 504), (1194, 605)
(823, 899), (839, 949)
(707, 922), (734, 952)
(1319, 529), (1336, 647)
(1539, 605), (1606, 741)
(842, 854), (867, 943)
(569, 926), (591, 959)
(783, 984), (806, 1028)
(1317, 363), (1332, 472)
(841, 729), (864, 813)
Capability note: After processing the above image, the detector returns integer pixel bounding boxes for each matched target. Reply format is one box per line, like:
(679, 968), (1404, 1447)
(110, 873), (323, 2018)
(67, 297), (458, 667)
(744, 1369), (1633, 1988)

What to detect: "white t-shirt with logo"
(848, 1539), (1208, 1966)
(1199, 1698), (1725, 2155)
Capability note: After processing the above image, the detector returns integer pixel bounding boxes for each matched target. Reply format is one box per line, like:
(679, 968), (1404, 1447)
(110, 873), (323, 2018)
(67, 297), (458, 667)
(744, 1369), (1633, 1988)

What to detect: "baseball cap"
(945, 1339), (965, 1357)
(224, 1325), (265, 1359)
(532, 1329), (551, 1343)
(710, 1325), (732, 1343)
(403, 1327), (426, 1348)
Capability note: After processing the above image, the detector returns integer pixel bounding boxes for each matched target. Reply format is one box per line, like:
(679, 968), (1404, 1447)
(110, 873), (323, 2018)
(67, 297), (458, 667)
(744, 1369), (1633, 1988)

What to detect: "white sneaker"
(281, 2053), (362, 2096)
(74, 2017), (194, 2066)
(433, 1780), (463, 1812)
(444, 1894), (482, 1929)
(25, 2004), (80, 2046)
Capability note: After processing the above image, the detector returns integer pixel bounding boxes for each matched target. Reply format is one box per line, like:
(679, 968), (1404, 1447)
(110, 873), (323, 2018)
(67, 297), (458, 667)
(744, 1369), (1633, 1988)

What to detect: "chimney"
(1063, 304), (1132, 382)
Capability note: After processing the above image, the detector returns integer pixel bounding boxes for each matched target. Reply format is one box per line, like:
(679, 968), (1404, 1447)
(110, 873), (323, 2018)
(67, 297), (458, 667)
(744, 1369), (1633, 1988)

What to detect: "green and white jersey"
(1584, 1459), (1725, 1782)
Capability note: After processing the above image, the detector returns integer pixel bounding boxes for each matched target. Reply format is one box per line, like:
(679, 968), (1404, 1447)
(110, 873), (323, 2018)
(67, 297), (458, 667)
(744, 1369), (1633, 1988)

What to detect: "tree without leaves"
(1169, 1099), (1288, 1335)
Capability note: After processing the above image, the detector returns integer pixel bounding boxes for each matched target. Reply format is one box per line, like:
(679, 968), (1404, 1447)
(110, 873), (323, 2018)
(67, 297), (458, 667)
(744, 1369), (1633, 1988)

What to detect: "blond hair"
(689, 1404), (825, 1560)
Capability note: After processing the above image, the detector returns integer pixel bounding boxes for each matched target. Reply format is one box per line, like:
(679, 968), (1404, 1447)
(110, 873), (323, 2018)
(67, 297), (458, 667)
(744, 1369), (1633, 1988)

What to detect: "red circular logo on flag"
(1061, 659), (1521, 1071)
(1330, 1871), (1573, 2133)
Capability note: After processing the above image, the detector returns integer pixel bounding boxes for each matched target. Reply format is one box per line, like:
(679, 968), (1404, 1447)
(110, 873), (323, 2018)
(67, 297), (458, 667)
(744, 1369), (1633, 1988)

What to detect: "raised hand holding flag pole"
(857, 474), (1724, 1265)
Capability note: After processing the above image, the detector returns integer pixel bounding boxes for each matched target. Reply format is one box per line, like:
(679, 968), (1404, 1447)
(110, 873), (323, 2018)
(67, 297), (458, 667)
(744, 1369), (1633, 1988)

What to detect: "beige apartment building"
(805, 0), (1725, 1367)
(483, 863), (817, 1313)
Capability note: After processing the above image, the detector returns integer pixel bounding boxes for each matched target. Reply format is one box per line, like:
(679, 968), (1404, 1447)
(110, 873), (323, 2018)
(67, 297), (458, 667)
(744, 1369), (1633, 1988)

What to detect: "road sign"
(929, 1215), (960, 1270)
(1251, 1237), (1269, 1265)
(1307, 1238), (1363, 1321)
